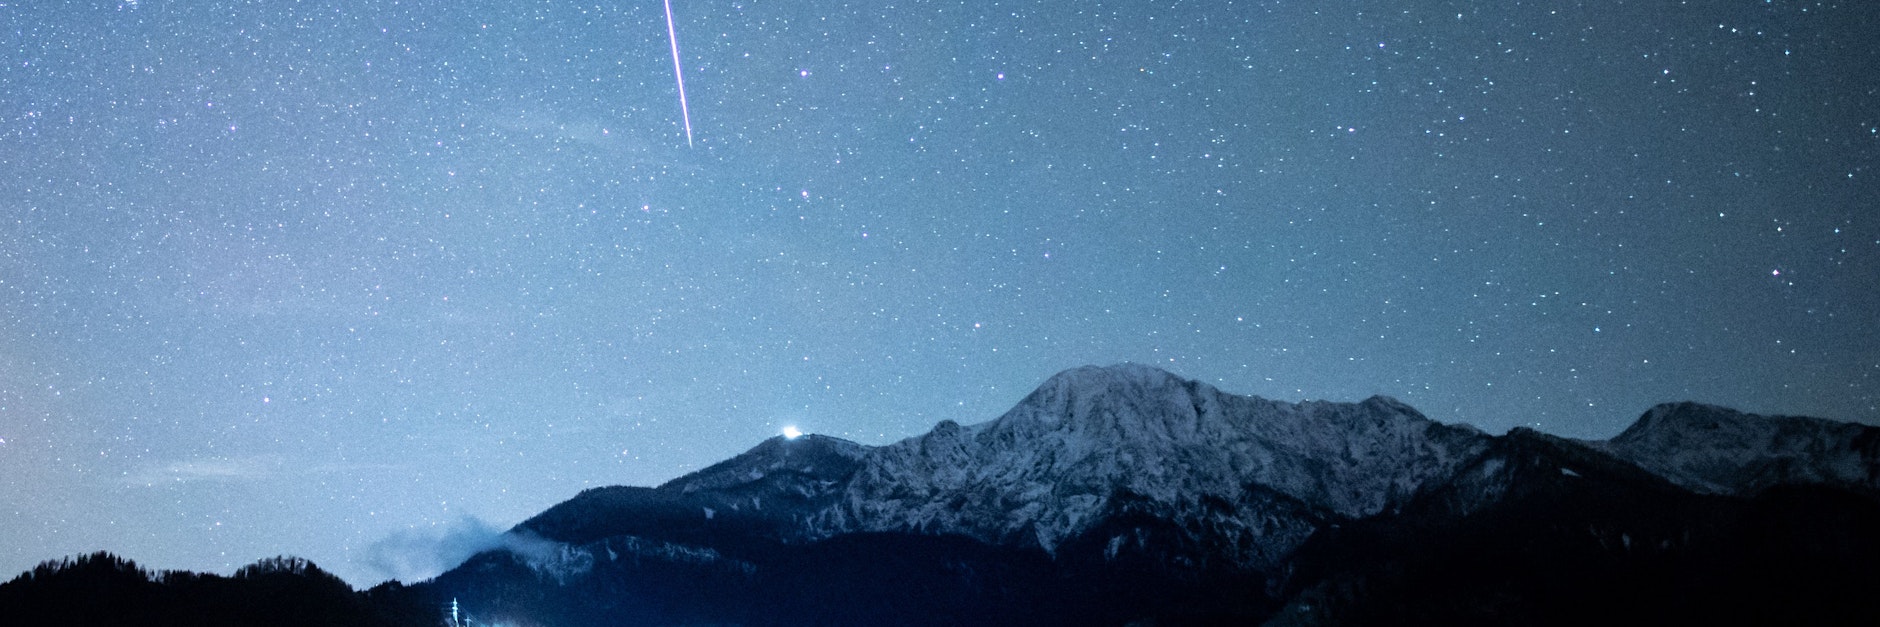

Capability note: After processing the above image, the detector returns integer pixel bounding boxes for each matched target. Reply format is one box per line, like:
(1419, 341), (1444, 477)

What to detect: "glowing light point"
(782, 426), (803, 439)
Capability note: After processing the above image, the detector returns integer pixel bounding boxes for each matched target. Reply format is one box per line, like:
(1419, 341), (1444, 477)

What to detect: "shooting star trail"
(664, 0), (694, 147)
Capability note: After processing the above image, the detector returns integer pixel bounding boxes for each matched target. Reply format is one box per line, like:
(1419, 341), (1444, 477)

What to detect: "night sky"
(4, 0), (1876, 587)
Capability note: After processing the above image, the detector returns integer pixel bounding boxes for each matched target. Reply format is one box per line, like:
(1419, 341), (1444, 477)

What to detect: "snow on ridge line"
(517, 364), (1878, 575)
(661, 432), (871, 494)
(819, 363), (1493, 561)
(1596, 401), (1880, 496)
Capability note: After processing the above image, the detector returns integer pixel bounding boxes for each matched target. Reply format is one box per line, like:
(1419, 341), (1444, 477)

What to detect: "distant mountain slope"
(1594, 401), (1880, 497)
(515, 433), (867, 552)
(1275, 427), (1880, 626)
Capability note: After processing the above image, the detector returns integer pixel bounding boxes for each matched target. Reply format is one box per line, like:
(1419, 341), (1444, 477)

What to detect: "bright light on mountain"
(782, 426), (803, 439)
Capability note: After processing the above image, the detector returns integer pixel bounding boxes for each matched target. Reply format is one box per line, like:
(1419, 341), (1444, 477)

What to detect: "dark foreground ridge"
(0, 553), (434, 627)
(8, 364), (1880, 626)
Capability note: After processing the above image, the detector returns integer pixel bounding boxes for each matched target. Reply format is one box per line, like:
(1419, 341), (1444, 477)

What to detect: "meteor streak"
(663, 0), (694, 147)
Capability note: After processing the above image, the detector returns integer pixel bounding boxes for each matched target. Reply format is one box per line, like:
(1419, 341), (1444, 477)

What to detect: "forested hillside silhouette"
(0, 552), (435, 627)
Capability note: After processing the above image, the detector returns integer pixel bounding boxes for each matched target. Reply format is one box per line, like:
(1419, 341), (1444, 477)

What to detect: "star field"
(2, 0), (1876, 586)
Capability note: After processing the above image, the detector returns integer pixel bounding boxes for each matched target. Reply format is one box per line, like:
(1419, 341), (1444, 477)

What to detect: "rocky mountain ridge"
(1594, 400), (1880, 497)
(408, 364), (1880, 625)
(517, 364), (1879, 572)
(818, 364), (1490, 568)
(512, 364), (1503, 570)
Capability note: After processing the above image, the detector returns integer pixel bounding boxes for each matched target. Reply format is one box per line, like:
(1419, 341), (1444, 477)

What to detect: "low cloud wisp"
(362, 515), (591, 584)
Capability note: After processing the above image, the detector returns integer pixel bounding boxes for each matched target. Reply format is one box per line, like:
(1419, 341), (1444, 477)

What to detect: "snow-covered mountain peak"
(830, 364), (1491, 562)
(1355, 394), (1424, 418)
(1612, 402), (1756, 444)
(980, 362), (1219, 449)
(1599, 402), (1880, 496)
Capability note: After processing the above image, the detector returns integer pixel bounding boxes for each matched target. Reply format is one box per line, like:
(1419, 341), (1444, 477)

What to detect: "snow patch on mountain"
(591, 535), (755, 575)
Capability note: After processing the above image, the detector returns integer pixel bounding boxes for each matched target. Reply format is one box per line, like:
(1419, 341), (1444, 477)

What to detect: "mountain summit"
(831, 363), (1487, 567)
(1597, 401), (1880, 497)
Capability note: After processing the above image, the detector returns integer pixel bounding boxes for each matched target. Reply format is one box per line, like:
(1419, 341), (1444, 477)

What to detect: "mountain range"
(422, 364), (1880, 625)
(8, 363), (1879, 625)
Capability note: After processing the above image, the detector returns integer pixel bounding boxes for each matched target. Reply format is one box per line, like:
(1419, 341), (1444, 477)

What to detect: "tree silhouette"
(0, 552), (439, 627)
